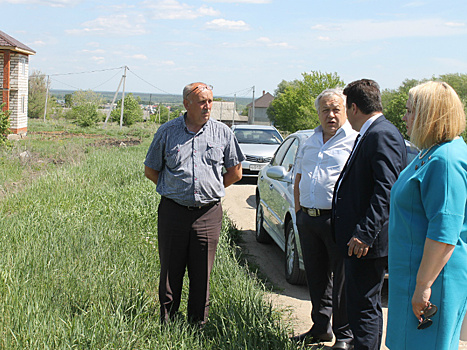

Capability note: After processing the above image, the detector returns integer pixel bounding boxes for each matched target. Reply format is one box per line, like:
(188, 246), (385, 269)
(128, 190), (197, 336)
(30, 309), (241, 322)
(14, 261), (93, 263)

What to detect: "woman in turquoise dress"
(386, 81), (467, 350)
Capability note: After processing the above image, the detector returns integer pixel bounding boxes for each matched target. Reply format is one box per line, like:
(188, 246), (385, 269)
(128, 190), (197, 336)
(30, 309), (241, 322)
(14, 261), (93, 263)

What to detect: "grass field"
(0, 119), (306, 349)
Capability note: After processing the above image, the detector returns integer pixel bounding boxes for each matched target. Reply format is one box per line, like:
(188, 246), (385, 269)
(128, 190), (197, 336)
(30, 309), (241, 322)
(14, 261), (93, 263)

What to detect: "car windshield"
(234, 129), (282, 145)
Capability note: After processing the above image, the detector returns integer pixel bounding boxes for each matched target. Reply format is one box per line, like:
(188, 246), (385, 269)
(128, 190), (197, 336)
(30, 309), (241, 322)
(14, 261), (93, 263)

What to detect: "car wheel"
(255, 196), (271, 243)
(285, 221), (306, 285)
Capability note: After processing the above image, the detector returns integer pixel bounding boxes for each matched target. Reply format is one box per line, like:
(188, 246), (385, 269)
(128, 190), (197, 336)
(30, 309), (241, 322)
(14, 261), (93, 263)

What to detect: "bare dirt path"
(222, 180), (467, 350)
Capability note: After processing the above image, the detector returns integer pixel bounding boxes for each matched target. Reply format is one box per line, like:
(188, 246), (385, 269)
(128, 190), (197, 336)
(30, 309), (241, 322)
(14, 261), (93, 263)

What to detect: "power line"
(48, 77), (81, 90)
(91, 69), (122, 90)
(222, 86), (253, 97)
(126, 68), (176, 95)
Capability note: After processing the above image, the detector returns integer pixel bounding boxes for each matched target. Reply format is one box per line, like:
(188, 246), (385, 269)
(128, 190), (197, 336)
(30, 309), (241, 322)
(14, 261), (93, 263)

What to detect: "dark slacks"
(157, 196), (222, 324)
(296, 209), (352, 342)
(345, 256), (387, 350)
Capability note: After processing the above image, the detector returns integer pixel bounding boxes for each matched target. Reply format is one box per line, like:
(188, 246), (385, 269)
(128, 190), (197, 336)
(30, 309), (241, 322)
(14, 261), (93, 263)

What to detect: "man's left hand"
(347, 236), (369, 258)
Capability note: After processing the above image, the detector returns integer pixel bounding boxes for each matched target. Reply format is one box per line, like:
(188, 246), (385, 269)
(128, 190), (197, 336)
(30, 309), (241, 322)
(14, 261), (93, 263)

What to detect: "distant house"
(247, 91), (274, 125)
(210, 101), (248, 127)
(0, 30), (35, 135)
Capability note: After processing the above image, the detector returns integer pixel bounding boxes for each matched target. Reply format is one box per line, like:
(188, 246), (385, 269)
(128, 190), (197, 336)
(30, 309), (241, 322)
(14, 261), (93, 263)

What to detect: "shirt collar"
(182, 113), (211, 134)
(359, 113), (383, 137)
(315, 120), (354, 143)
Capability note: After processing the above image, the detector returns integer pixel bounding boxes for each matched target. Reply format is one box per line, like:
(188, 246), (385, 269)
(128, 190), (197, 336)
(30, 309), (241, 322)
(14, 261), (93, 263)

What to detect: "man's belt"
(301, 207), (332, 217)
(164, 196), (219, 210)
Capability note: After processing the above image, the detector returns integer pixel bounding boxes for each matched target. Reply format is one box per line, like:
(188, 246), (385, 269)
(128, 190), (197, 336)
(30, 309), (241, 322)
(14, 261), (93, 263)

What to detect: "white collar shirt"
(354, 113), (383, 149)
(296, 121), (358, 209)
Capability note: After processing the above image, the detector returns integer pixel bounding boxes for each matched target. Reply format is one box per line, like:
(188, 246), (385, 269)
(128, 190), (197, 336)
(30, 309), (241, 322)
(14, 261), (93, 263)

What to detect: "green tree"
(28, 71), (57, 119)
(110, 93), (144, 126)
(67, 90), (104, 127)
(268, 71), (344, 133)
(64, 93), (73, 108)
(382, 79), (421, 139)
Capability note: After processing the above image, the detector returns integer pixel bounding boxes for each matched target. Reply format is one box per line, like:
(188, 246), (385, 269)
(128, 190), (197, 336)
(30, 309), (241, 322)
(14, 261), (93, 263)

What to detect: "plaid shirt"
(145, 114), (244, 206)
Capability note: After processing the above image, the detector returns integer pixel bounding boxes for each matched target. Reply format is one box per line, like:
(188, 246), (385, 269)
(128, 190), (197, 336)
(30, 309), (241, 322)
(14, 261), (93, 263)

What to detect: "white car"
(256, 130), (419, 285)
(231, 124), (283, 177)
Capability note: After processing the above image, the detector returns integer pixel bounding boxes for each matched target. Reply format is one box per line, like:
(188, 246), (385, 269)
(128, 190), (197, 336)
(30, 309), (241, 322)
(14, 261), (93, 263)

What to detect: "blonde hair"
(409, 81), (466, 149)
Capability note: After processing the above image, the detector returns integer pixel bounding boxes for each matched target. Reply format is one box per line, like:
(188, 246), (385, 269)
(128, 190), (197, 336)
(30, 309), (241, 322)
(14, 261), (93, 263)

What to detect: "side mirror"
(266, 166), (288, 180)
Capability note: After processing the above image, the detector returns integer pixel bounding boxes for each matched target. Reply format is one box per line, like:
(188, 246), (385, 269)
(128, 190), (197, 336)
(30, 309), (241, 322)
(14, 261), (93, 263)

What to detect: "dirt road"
(222, 179), (467, 350)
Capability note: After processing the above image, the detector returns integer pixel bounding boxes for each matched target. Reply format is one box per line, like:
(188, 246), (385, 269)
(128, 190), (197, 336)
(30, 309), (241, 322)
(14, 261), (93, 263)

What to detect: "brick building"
(0, 30), (35, 135)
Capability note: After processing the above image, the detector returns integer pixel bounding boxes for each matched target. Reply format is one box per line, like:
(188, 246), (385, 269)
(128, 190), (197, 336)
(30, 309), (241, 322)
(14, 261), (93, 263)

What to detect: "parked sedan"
(232, 125), (283, 177)
(256, 130), (419, 285)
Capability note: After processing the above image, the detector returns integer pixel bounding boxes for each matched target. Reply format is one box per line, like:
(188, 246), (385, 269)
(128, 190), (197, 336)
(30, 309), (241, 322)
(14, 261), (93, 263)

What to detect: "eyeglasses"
(186, 84), (213, 98)
(417, 303), (438, 330)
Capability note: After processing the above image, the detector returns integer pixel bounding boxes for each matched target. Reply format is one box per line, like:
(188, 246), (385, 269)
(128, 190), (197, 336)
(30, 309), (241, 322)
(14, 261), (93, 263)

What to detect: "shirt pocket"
(165, 145), (181, 169)
(206, 142), (224, 165)
(323, 149), (349, 177)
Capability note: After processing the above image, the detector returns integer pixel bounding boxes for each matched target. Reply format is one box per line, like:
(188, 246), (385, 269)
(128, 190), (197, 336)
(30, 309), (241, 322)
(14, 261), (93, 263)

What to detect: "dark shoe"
(290, 329), (333, 344)
(332, 340), (354, 349)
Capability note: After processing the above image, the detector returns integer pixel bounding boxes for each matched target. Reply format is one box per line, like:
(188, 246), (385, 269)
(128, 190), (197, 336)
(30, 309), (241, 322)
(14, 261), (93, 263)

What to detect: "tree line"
(267, 71), (467, 140)
(27, 71), (185, 127)
(27, 70), (467, 137)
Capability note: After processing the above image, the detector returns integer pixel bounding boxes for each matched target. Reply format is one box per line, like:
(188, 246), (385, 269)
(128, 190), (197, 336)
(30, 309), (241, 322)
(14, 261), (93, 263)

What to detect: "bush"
(70, 104), (104, 127)
(0, 103), (11, 146)
(110, 94), (144, 126)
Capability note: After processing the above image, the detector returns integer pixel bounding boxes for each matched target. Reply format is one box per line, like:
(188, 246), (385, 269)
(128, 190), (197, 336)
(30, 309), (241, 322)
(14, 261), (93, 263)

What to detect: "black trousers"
(157, 196), (222, 324)
(296, 209), (353, 342)
(345, 256), (387, 350)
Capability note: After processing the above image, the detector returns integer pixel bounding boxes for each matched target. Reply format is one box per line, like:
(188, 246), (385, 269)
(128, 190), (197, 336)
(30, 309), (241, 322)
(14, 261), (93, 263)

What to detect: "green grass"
(0, 120), (305, 349)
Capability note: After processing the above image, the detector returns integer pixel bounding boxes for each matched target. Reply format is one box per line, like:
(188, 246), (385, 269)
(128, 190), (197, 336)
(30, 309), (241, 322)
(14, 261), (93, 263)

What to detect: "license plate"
(250, 164), (266, 171)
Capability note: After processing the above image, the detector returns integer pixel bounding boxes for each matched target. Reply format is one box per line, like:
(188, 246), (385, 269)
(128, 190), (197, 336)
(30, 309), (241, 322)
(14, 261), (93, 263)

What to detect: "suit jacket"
(332, 115), (407, 259)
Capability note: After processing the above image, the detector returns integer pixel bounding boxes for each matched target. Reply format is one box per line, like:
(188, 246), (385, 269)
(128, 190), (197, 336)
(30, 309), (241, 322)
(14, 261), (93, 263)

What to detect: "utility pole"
(104, 67), (125, 128)
(43, 75), (49, 122)
(251, 86), (255, 124)
(232, 94), (236, 126)
(119, 66), (127, 130)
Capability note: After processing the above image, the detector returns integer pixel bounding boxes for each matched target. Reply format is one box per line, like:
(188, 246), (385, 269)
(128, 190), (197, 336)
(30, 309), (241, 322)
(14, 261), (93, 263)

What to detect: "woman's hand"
(412, 284), (431, 321)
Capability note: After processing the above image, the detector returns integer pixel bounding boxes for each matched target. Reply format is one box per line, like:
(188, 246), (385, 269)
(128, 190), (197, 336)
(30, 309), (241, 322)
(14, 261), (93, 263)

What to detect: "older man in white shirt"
(291, 88), (357, 350)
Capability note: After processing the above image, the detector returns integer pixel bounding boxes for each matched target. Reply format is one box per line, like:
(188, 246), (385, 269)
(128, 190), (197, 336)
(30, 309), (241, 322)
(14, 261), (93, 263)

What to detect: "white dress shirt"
(296, 121), (358, 209)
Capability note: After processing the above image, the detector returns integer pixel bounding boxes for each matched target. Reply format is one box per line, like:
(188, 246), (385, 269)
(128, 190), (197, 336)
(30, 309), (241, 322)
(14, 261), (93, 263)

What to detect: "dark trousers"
(345, 256), (387, 350)
(157, 196), (222, 324)
(296, 210), (352, 342)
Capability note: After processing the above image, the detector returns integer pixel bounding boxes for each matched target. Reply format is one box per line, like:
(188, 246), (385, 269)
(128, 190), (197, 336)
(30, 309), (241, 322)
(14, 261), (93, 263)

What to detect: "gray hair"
(314, 88), (346, 112)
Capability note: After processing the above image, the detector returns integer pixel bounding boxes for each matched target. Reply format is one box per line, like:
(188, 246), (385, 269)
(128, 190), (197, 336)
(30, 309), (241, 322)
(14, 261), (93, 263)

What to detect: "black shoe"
(332, 340), (354, 350)
(290, 329), (333, 344)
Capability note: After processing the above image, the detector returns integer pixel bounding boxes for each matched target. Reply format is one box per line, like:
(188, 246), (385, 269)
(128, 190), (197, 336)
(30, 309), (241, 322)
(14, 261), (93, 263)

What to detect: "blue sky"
(2, 0), (467, 98)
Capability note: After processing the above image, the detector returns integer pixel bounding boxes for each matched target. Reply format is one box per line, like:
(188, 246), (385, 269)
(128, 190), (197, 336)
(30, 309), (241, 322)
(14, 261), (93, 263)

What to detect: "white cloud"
(66, 14), (147, 36)
(317, 36), (330, 41)
(204, 0), (271, 3)
(311, 18), (467, 42)
(30, 40), (46, 46)
(311, 24), (342, 31)
(205, 18), (250, 31)
(141, 0), (220, 20)
(256, 37), (289, 47)
(402, 2), (426, 8)
(445, 22), (465, 27)
(221, 36), (290, 48)
(81, 49), (106, 54)
(128, 54), (148, 60)
(91, 56), (105, 64)
(0, 0), (80, 7)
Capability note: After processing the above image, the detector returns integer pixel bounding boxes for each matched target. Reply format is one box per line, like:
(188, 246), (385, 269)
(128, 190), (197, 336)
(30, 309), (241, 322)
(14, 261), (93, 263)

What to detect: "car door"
(260, 137), (294, 243)
(262, 137), (299, 249)
(268, 137), (299, 242)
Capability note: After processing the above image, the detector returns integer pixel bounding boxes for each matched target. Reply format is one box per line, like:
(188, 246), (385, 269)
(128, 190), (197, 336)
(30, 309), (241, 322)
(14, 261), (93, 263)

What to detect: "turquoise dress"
(387, 138), (467, 350)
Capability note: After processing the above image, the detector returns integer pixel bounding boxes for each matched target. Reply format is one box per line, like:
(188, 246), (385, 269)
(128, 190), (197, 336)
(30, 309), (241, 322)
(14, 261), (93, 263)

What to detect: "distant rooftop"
(0, 30), (35, 55)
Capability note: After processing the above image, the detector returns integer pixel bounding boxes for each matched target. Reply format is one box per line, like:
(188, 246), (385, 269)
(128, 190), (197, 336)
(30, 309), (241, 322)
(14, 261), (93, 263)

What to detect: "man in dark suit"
(332, 79), (407, 350)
